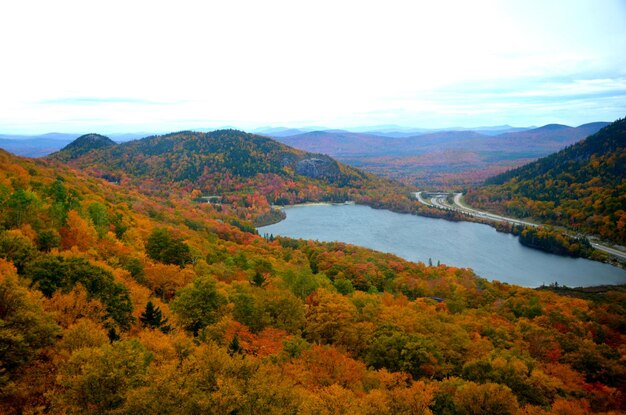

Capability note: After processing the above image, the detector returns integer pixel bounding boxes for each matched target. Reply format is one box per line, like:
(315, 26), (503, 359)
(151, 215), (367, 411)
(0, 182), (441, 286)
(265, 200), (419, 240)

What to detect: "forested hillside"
(0, 140), (625, 413)
(467, 118), (626, 244)
(50, 129), (368, 185)
(48, 129), (458, 225)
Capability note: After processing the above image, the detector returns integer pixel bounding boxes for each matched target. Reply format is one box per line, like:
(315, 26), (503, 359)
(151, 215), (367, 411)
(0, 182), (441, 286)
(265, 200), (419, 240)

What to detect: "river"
(259, 204), (626, 287)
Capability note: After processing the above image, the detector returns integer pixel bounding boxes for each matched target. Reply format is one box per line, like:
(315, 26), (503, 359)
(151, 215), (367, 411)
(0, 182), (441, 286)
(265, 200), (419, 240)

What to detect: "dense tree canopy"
(145, 228), (192, 266)
(0, 263), (59, 393)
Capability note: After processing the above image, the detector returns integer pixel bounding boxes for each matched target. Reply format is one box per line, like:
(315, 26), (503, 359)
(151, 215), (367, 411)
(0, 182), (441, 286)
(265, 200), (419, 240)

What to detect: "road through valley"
(415, 191), (626, 262)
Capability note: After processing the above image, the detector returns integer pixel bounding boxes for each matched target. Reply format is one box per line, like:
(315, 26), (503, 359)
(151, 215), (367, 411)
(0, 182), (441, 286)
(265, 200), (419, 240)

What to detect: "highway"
(415, 191), (626, 262)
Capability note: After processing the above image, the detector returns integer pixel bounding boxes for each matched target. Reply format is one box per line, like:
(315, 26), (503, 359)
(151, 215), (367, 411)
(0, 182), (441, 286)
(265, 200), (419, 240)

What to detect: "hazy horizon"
(0, 120), (614, 138)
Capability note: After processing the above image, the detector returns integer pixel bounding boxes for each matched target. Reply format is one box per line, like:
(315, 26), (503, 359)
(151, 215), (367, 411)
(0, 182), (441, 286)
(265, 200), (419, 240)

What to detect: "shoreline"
(414, 191), (626, 269)
(257, 201), (355, 228)
(261, 198), (626, 268)
(256, 202), (626, 288)
(270, 201), (355, 210)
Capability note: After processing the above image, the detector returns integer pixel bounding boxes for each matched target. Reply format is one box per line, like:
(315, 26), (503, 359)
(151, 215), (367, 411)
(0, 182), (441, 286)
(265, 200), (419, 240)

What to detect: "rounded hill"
(51, 133), (116, 161)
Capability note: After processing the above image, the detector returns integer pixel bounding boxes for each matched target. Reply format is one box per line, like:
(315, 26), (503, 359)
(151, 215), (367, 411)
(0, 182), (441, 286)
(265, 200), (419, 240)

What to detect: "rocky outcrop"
(295, 157), (340, 179)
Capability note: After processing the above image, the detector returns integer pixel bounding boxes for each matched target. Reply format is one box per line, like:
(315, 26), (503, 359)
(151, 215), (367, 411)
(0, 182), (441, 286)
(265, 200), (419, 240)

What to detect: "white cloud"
(0, 0), (625, 132)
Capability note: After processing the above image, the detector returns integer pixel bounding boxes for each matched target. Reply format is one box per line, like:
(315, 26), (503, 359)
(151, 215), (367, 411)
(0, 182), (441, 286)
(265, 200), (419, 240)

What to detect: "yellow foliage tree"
(60, 210), (98, 251)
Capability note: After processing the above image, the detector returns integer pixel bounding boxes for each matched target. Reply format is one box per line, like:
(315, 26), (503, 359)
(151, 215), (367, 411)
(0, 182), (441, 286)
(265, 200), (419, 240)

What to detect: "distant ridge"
(255, 124), (538, 138)
(575, 122), (611, 137)
(272, 122), (610, 187)
(275, 123), (608, 158)
(532, 124), (571, 132)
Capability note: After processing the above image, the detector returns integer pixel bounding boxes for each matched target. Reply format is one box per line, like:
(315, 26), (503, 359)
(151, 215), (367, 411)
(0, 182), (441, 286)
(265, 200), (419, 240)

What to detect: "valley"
(1, 120), (625, 415)
(3, 2), (625, 413)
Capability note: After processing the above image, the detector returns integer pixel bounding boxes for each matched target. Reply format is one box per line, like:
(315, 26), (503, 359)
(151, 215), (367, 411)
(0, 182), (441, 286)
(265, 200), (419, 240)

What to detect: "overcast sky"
(1, 0), (625, 133)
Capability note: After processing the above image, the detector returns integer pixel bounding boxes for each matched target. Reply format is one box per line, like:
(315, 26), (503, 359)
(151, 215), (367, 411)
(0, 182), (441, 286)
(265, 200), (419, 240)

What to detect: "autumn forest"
(0, 119), (625, 415)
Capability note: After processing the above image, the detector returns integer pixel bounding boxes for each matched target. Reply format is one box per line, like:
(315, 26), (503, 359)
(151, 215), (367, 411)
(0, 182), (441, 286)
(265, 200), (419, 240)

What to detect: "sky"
(1, 0), (625, 134)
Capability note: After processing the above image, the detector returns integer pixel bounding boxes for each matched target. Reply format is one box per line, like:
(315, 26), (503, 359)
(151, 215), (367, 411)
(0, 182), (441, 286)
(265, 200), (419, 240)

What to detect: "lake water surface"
(259, 204), (626, 287)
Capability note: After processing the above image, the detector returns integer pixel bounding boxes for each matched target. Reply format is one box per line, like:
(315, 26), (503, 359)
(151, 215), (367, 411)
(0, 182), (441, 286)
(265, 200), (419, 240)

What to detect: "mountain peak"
(52, 133), (116, 161)
(69, 133), (115, 147)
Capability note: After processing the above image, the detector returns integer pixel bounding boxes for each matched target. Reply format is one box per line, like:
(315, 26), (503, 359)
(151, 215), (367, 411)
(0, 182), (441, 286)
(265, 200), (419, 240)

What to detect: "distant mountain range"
(252, 124), (534, 138)
(0, 122), (610, 188)
(274, 122), (609, 157)
(0, 123), (603, 156)
(271, 122), (610, 187)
